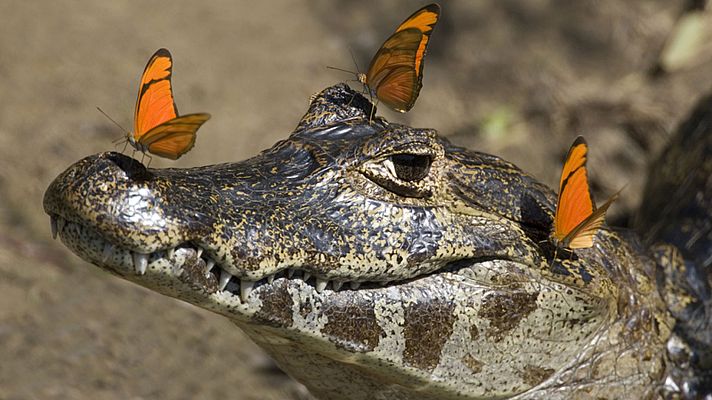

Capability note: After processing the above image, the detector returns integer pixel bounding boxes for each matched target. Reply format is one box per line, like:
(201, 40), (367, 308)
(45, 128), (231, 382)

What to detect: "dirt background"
(1, 1), (711, 399)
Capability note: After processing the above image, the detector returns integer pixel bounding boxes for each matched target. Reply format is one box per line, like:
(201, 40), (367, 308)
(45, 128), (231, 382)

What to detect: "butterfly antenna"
(326, 65), (356, 75)
(349, 48), (361, 75)
(96, 107), (130, 137)
(348, 47), (372, 95)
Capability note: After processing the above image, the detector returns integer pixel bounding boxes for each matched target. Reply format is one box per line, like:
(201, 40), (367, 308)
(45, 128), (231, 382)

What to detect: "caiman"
(43, 84), (711, 399)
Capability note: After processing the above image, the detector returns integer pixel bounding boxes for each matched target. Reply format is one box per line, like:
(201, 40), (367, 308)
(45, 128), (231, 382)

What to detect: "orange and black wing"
(553, 137), (596, 247)
(393, 3), (440, 80)
(133, 48), (178, 142)
(132, 48), (210, 159)
(364, 3), (440, 112)
(139, 113), (211, 160)
(563, 191), (620, 248)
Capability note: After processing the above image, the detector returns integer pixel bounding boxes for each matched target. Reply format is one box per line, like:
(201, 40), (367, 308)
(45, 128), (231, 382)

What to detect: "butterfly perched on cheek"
(128, 48), (210, 160)
(552, 136), (621, 250)
(356, 3), (441, 113)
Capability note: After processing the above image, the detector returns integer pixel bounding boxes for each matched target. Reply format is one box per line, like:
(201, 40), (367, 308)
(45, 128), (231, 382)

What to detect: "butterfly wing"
(393, 3), (440, 80)
(563, 191), (620, 248)
(366, 29), (424, 111)
(553, 137), (596, 244)
(139, 113), (211, 160)
(133, 48), (178, 142)
(364, 4), (440, 112)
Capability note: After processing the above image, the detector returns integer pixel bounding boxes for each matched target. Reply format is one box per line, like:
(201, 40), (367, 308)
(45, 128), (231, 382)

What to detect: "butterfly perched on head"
(128, 48), (210, 160)
(552, 136), (620, 249)
(356, 3), (440, 113)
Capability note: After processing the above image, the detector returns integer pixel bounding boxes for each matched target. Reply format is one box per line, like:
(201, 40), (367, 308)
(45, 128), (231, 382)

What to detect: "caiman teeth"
(102, 243), (113, 262)
(133, 252), (148, 275)
(218, 269), (232, 291)
(205, 259), (215, 277)
(315, 278), (328, 293)
(50, 217), (58, 239)
(54, 220), (387, 301)
(240, 280), (255, 301)
(56, 217), (66, 237)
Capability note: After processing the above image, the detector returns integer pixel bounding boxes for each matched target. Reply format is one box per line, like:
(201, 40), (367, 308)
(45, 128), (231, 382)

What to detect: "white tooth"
(315, 278), (328, 293)
(267, 274), (275, 284)
(133, 253), (148, 275)
(303, 272), (311, 282)
(218, 269), (232, 291)
(204, 259), (215, 277)
(350, 281), (361, 290)
(196, 248), (203, 258)
(287, 269), (295, 278)
(240, 280), (254, 301)
(332, 281), (343, 291)
(101, 244), (113, 262)
(50, 217), (58, 239)
(167, 248), (175, 259)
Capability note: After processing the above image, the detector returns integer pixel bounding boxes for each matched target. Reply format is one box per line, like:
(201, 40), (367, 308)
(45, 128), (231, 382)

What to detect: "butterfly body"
(552, 136), (620, 250)
(129, 48), (210, 160)
(356, 4), (440, 113)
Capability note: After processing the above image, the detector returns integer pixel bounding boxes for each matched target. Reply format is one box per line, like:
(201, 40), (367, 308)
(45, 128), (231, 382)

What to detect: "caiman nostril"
(105, 152), (152, 181)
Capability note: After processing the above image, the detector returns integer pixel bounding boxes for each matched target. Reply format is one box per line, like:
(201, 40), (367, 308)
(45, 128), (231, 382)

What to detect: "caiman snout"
(44, 151), (211, 256)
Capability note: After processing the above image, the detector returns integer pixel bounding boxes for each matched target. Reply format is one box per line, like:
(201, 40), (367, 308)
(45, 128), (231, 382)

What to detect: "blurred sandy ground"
(0, 1), (711, 399)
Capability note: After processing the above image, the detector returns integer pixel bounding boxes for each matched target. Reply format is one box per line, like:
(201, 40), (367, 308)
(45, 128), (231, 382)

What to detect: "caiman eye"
(389, 153), (432, 182)
(360, 151), (436, 198)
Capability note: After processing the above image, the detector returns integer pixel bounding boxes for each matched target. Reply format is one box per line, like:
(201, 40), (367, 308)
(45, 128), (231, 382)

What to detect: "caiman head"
(44, 84), (669, 400)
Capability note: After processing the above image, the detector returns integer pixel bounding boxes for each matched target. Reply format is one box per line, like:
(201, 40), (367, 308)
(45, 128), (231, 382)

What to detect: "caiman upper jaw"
(43, 144), (542, 307)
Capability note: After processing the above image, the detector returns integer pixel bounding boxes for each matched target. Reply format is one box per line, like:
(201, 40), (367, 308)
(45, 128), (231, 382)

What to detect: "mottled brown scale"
(44, 84), (712, 399)
(402, 299), (457, 371)
(321, 295), (384, 352)
(478, 291), (539, 342)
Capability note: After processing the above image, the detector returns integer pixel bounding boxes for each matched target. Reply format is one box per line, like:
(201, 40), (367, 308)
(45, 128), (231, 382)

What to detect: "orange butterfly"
(128, 48), (210, 160)
(355, 3), (440, 112)
(552, 136), (620, 249)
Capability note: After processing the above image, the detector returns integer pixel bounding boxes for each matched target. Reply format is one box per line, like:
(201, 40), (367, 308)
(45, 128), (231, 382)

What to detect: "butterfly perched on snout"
(127, 48), (210, 160)
(331, 3), (441, 113)
(552, 136), (620, 250)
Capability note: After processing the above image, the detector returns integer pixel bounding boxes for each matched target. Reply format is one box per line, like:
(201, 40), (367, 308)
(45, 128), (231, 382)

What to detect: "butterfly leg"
(369, 99), (380, 125)
(548, 246), (559, 271)
(345, 92), (357, 108)
(144, 153), (153, 168)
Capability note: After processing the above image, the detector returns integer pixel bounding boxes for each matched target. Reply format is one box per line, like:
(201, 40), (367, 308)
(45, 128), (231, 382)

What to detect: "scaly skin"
(45, 84), (694, 399)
